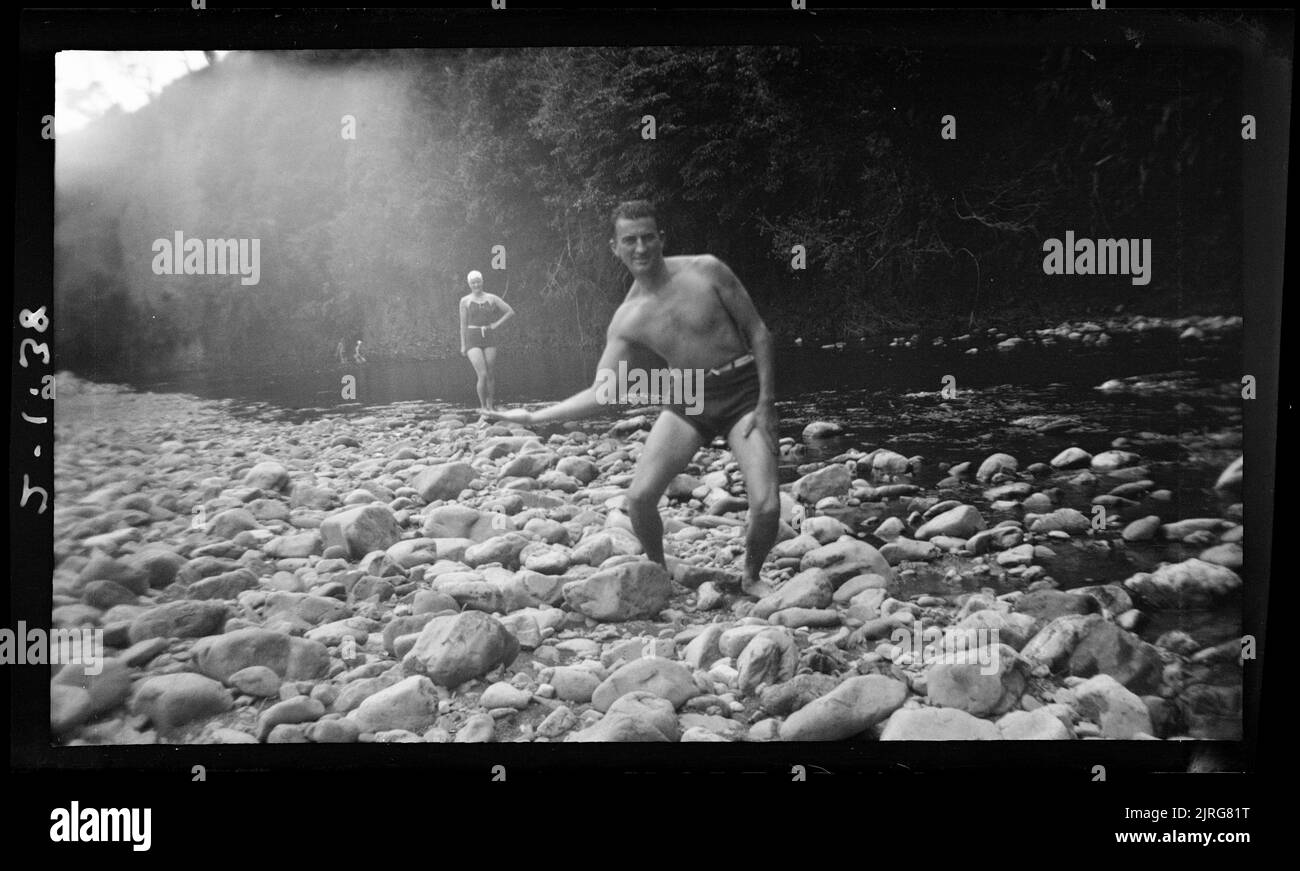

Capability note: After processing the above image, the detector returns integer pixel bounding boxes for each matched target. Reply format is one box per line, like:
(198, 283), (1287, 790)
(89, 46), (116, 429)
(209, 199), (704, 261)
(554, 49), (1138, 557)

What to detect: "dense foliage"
(55, 42), (1241, 377)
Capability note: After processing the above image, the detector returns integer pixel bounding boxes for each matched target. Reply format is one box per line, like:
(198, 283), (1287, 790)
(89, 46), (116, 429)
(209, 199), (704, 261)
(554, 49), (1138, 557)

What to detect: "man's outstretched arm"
(487, 312), (634, 426)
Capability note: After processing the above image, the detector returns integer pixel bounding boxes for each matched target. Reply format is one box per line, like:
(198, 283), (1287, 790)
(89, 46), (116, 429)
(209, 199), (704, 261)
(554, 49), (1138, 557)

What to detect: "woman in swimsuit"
(459, 270), (515, 412)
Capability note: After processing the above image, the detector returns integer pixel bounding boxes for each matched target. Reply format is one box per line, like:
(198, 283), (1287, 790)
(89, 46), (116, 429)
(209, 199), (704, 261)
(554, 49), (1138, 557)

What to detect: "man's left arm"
(707, 257), (777, 451)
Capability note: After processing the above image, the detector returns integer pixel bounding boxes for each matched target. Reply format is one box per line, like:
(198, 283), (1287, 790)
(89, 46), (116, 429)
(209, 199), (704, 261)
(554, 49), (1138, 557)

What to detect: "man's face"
(611, 217), (664, 277)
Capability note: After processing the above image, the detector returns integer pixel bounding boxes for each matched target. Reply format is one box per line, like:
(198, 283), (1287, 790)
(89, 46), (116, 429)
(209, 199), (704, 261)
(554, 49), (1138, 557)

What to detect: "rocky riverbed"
(49, 370), (1245, 745)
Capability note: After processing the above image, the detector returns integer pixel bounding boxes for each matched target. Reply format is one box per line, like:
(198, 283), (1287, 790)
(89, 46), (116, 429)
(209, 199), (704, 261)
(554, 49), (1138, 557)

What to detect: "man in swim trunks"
(487, 200), (779, 597)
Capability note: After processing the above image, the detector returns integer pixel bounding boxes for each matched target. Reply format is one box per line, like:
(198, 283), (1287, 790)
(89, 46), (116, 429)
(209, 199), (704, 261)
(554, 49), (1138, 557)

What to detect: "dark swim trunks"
(666, 356), (763, 441)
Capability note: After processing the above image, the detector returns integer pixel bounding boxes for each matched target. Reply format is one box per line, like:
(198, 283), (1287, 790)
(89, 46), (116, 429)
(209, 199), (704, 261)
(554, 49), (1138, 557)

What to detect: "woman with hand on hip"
(459, 270), (515, 412)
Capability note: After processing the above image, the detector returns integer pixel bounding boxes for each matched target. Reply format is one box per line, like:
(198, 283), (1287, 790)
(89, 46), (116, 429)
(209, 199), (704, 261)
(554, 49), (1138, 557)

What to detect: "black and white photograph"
(13, 3), (1284, 820)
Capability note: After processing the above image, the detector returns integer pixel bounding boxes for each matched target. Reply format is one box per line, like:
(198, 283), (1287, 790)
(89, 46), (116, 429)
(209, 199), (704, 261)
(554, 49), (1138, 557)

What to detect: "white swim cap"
(467, 270), (483, 283)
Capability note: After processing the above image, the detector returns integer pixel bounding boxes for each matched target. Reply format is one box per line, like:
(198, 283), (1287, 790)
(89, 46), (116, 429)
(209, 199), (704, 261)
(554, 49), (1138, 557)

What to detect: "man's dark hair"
(610, 200), (658, 235)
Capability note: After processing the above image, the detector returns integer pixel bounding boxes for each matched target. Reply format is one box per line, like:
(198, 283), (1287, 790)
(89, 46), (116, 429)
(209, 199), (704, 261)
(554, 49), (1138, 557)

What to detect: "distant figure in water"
(354, 340), (366, 364)
(459, 269), (515, 412)
(336, 340), (347, 364)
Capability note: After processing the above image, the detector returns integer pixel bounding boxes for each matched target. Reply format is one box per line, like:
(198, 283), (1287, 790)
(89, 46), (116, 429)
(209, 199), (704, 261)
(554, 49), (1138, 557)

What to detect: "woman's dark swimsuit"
(465, 297), (500, 350)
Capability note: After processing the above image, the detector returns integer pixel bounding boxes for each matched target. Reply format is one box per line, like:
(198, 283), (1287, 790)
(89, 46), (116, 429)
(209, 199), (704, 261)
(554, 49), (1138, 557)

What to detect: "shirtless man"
(488, 200), (779, 597)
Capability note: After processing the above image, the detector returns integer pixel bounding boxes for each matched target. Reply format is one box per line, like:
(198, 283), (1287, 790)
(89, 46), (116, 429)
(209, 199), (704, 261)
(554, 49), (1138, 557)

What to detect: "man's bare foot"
(741, 576), (775, 598)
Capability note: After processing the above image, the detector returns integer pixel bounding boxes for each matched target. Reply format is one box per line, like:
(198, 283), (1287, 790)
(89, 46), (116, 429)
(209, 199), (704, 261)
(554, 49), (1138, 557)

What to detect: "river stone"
(997, 708), (1073, 740)
(925, 643), (1024, 716)
(500, 451), (556, 479)
(1071, 584), (1134, 616)
(382, 613), (439, 654)
(802, 421), (844, 440)
(736, 628), (799, 694)
(412, 463), (476, 502)
(570, 691), (680, 742)
(266, 531), (323, 559)
(1198, 542), (1242, 569)
(51, 658), (133, 718)
(51, 684), (93, 734)
(130, 673), (233, 733)
(1014, 589), (1099, 631)
(880, 538), (941, 564)
(333, 668), (405, 713)
(498, 612), (542, 649)
(546, 666), (602, 703)
(128, 600), (230, 643)
(673, 562), (739, 590)
(386, 538), (440, 569)
(556, 456), (599, 484)
(257, 696), (326, 740)
(320, 504), (402, 560)
(1122, 515), (1162, 541)
(800, 536), (894, 587)
(1123, 559), (1242, 609)
(420, 504), (480, 539)
(76, 554), (150, 596)
(464, 533), (529, 568)
(1028, 508), (1090, 534)
(1066, 621), (1163, 694)
(209, 508), (259, 540)
(751, 568), (833, 618)
(348, 675), (440, 733)
(243, 461), (290, 492)
(790, 464), (852, 504)
(1072, 673), (1152, 739)
(81, 580), (137, 610)
(1213, 456), (1242, 493)
(227, 665), (282, 698)
(591, 657), (699, 711)
(780, 675), (908, 740)
(306, 718), (362, 743)
(562, 560), (671, 621)
(126, 549), (187, 589)
(479, 681), (532, 710)
(880, 706), (1002, 740)
(191, 628), (331, 682)
(948, 609), (1036, 651)
(868, 450), (911, 478)
(915, 505), (985, 540)
(263, 591), (349, 626)
(975, 453), (1018, 482)
(570, 533), (616, 566)
(1020, 614), (1105, 673)
(402, 611), (519, 688)
(1090, 450), (1140, 472)
(681, 624), (725, 671)
(758, 672), (840, 716)
(1050, 447), (1092, 469)
(188, 568), (260, 600)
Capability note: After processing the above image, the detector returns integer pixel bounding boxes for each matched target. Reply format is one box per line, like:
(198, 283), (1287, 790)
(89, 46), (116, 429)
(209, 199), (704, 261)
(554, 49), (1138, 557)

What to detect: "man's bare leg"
(626, 410), (704, 567)
(727, 410), (781, 598)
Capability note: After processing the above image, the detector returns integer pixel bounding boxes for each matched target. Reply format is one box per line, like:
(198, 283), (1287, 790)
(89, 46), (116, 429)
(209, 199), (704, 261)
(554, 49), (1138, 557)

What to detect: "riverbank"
(48, 366), (1244, 744)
